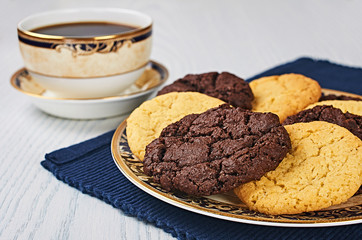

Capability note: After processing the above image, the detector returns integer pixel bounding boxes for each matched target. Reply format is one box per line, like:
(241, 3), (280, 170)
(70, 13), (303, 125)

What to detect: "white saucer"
(11, 60), (168, 119)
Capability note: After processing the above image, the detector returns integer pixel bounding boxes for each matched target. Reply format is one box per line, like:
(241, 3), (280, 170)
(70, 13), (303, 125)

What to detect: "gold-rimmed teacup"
(17, 8), (153, 98)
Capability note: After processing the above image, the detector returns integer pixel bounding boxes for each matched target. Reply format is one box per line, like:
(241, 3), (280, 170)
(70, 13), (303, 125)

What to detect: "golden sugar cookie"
(126, 92), (225, 160)
(234, 121), (362, 215)
(250, 74), (321, 122)
(306, 100), (362, 116)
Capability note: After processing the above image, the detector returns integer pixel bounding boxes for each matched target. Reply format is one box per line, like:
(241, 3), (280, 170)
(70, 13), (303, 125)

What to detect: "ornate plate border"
(111, 89), (362, 227)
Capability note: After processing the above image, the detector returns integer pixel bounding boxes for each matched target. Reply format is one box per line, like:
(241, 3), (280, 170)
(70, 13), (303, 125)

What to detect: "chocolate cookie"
(283, 105), (362, 140)
(319, 94), (362, 102)
(126, 92), (225, 160)
(143, 104), (291, 196)
(157, 72), (254, 109)
(306, 100), (362, 116)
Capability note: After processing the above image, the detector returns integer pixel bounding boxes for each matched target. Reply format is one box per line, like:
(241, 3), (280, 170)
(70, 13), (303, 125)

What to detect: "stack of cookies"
(126, 71), (362, 215)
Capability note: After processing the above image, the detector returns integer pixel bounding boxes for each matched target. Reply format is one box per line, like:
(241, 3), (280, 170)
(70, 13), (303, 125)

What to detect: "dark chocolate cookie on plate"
(319, 93), (362, 102)
(283, 105), (362, 140)
(157, 72), (254, 109)
(143, 104), (291, 196)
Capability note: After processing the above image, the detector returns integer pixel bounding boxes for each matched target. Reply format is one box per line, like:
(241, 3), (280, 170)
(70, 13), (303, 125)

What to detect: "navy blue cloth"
(41, 57), (362, 240)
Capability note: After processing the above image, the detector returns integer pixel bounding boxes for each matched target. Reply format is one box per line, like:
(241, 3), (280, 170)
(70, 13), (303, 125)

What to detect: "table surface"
(1, 0), (362, 239)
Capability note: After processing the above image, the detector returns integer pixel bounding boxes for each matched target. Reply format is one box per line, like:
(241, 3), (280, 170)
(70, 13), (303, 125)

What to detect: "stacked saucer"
(11, 61), (168, 119)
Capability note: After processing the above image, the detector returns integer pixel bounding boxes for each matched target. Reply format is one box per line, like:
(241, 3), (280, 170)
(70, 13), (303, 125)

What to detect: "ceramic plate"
(10, 60), (168, 120)
(111, 89), (362, 227)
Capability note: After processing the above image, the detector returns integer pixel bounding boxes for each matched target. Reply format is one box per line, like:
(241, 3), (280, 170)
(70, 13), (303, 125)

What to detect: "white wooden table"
(1, 0), (362, 239)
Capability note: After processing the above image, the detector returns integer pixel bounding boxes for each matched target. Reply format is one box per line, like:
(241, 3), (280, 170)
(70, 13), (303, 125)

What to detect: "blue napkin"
(41, 57), (362, 240)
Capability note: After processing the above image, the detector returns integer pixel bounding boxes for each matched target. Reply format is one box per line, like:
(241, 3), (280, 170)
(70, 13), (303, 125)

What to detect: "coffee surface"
(32, 21), (137, 37)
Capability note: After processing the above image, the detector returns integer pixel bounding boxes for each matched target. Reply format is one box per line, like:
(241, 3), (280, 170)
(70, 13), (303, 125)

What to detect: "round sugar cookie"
(250, 73), (321, 122)
(306, 100), (362, 116)
(126, 92), (225, 160)
(234, 121), (362, 215)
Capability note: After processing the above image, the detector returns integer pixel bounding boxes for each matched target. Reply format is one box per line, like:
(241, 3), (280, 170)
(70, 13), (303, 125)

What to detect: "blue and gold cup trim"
(18, 25), (152, 56)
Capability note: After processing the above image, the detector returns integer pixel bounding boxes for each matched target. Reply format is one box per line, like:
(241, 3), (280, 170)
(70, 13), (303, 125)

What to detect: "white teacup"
(17, 8), (153, 98)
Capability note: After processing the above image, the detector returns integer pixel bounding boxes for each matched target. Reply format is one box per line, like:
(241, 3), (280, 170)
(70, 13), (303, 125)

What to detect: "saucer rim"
(10, 60), (168, 102)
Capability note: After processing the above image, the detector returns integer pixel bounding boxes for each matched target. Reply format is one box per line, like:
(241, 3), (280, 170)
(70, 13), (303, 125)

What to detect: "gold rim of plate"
(111, 89), (362, 226)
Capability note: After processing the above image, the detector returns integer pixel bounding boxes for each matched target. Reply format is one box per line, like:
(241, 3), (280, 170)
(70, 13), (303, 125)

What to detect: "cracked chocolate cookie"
(127, 92), (225, 160)
(157, 72), (254, 109)
(143, 104), (291, 196)
(319, 93), (362, 102)
(283, 105), (362, 140)
(306, 100), (362, 116)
